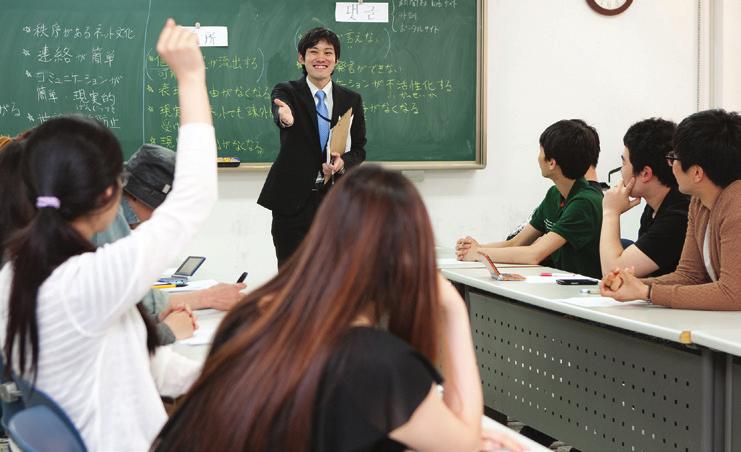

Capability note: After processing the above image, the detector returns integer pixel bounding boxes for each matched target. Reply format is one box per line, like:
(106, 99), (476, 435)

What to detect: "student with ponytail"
(154, 165), (523, 452)
(0, 137), (34, 267)
(0, 20), (216, 450)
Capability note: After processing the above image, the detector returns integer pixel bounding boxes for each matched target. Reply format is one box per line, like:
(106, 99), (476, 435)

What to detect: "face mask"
(121, 197), (140, 226)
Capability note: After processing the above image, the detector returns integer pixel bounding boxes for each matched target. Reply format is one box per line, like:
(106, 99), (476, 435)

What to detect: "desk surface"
(442, 265), (741, 346)
(691, 329), (741, 356)
(171, 308), (225, 362)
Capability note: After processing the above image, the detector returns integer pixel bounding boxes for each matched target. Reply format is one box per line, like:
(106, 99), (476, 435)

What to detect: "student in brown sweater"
(601, 109), (741, 310)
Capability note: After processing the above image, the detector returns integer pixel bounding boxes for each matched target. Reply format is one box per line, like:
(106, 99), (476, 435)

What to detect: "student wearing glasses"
(602, 109), (741, 310)
(599, 118), (689, 277)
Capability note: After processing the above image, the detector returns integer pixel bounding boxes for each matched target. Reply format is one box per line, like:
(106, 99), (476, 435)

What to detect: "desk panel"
(468, 288), (713, 452)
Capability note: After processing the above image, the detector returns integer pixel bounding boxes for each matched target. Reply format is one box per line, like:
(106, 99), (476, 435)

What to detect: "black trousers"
(271, 191), (322, 267)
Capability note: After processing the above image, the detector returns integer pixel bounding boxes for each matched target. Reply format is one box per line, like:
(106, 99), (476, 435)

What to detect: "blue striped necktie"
(316, 90), (329, 153)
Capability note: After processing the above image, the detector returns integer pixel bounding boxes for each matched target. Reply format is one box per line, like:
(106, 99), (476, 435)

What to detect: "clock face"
(587, 0), (633, 16)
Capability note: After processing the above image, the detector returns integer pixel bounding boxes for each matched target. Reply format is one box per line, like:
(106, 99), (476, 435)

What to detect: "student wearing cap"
(93, 144), (246, 343)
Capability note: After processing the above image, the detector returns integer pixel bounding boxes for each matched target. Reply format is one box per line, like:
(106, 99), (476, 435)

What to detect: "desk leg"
(726, 354), (733, 451)
(700, 348), (726, 452)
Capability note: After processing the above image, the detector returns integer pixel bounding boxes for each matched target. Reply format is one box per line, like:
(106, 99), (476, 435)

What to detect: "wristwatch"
(646, 284), (653, 304)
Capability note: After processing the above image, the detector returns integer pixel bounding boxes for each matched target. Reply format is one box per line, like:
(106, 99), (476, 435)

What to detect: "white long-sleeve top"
(0, 123), (217, 451)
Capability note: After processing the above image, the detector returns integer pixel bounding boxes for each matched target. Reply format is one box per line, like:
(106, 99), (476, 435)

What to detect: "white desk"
(442, 265), (729, 452)
(482, 416), (549, 452)
(171, 308), (225, 362)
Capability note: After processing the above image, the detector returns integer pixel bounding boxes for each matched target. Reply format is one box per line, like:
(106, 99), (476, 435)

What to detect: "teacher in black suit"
(258, 27), (366, 266)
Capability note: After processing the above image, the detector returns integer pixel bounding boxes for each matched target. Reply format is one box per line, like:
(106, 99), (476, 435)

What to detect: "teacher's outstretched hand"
(274, 98), (294, 127)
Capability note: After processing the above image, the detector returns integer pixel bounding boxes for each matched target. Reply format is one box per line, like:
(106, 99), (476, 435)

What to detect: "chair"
(7, 405), (85, 452)
(0, 358), (24, 432)
(10, 377), (86, 452)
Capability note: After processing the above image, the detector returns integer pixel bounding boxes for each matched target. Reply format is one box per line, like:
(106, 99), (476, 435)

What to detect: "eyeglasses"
(607, 166), (622, 184)
(665, 151), (681, 166)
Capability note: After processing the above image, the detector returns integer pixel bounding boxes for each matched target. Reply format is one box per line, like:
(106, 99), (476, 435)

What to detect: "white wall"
(718, 0), (741, 110)
(190, 0), (702, 287)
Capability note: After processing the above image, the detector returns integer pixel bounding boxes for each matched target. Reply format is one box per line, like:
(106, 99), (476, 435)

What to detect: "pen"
(236, 272), (248, 283)
(580, 289), (600, 295)
(152, 283), (176, 289)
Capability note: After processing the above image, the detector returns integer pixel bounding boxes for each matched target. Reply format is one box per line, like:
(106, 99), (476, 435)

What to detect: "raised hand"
(156, 19), (211, 125)
(156, 19), (205, 84)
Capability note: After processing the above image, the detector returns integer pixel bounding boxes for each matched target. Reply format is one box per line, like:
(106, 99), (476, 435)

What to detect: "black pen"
(236, 272), (248, 283)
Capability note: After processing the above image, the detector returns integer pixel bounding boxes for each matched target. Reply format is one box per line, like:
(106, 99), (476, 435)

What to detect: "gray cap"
(124, 144), (176, 209)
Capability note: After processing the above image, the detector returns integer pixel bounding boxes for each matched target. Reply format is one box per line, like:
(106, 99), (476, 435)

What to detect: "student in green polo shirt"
(456, 119), (603, 278)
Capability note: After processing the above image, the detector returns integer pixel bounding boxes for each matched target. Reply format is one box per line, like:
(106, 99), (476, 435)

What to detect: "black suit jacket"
(258, 78), (367, 216)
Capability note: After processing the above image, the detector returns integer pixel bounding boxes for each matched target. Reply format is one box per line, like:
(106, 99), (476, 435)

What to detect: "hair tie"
(36, 196), (61, 209)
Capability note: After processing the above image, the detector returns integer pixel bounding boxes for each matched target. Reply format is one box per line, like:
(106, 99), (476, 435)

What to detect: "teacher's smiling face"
(298, 39), (337, 88)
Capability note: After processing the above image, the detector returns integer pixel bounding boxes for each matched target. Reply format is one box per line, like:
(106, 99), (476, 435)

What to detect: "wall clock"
(586, 0), (633, 16)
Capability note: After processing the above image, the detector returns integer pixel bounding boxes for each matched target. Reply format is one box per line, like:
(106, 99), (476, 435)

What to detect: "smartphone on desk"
(556, 278), (598, 285)
(479, 253), (526, 282)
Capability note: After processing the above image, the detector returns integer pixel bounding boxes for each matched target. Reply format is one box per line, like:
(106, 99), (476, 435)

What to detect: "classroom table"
(170, 307), (225, 362)
(690, 329), (741, 452)
(440, 264), (741, 452)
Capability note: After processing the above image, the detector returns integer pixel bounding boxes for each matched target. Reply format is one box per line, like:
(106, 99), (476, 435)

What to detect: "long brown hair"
(155, 164), (440, 451)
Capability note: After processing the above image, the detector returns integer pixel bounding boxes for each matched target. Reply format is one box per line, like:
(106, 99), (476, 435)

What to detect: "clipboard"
(324, 107), (353, 185)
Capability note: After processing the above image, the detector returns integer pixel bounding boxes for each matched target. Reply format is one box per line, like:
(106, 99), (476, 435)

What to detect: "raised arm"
(66, 20), (217, 332)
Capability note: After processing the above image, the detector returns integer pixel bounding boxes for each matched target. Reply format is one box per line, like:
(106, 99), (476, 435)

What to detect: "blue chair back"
(11, 377), (86, 451)
(8, 405), (85, 452)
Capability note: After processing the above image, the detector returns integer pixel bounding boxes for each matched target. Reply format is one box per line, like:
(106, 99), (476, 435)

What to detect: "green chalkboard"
(0, 0), (484, 169)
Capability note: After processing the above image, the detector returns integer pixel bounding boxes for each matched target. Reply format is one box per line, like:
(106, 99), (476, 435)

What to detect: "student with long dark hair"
(0, 20), (216, 450)
(0, 138), (34, 266)
(155, 165), (521, 452)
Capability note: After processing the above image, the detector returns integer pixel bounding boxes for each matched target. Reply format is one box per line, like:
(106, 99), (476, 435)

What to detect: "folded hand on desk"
(162, 305), (198, 340)
(600, 267), (650, 302)
(455, 236), (480, 261)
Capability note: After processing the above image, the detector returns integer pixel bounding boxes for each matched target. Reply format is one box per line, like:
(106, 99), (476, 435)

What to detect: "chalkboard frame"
(224, 0), (487, 172)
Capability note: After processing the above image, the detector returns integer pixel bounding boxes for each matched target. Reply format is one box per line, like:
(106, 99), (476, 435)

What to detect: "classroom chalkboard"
(0, 0), (484, 169)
